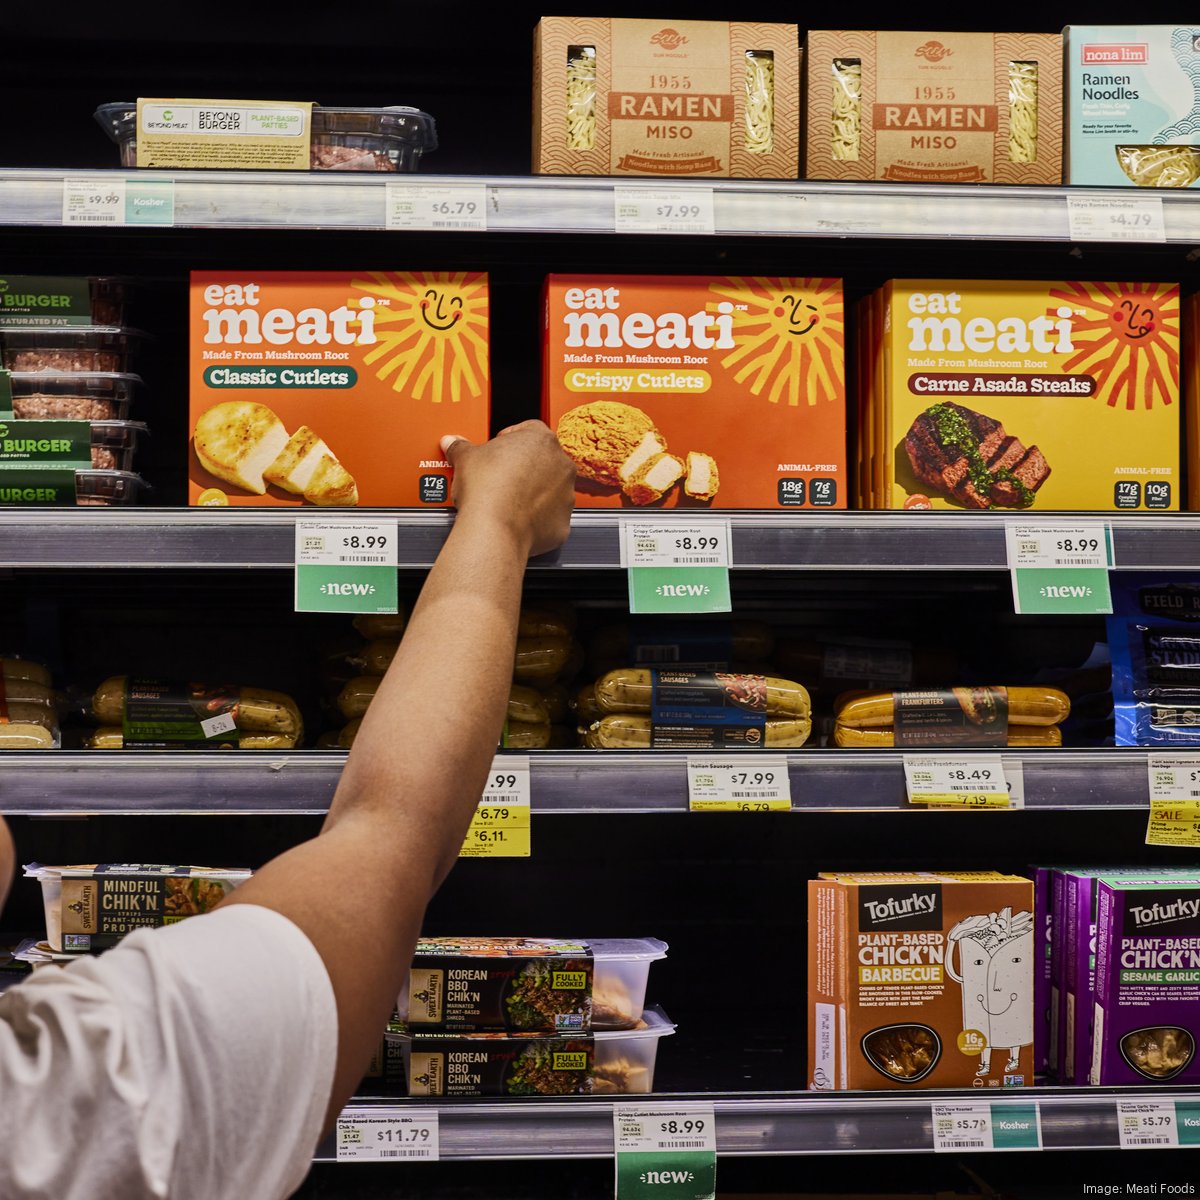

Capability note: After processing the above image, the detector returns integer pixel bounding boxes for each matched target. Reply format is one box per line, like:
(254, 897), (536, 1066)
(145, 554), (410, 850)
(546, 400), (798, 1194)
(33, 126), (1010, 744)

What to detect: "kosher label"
(336, 1109), (439, 1162)
(614, 1104), (717, 1200)
(459, 757), (531, 858)
(136, 99), (312, 169)
(1067, 195), (1166, 244)
(893, 688), (1009, 748)
(650, 671), (771, 749)
(1117, 1099), (1180, 1149)
(904, 756), (1013, 809)
(386, 183), (488, 231)
(122, 678), (241, 749)
(0, 276), (92, 327)
(402, 937), (593, 1032)
(404, 1031), (595, 1096)
(931, 1102), (1041, 1152)
(294, 519), (399, 615)
(687, 757), (791, 811)
(613, 186), (716, 235)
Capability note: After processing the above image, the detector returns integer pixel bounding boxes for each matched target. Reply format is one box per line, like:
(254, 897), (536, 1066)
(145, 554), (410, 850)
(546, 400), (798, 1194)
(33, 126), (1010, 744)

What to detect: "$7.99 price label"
(459, 756), (530, 858)
(687, 757), (791, 811)
(335, 1109), (439, 1161)
(613, 185), (716, 234)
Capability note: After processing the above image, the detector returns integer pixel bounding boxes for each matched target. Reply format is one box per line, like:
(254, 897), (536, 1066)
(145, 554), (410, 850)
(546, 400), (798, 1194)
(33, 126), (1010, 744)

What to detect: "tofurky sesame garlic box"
(864, 279), (1181, 511)
(543, 275), (847, 509)
(809, 871), (1034, 1091)
(188, 271), (489, 507)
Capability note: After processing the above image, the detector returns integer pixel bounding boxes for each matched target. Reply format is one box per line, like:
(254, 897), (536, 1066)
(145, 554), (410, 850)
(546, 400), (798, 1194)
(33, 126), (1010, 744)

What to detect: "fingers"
(440, 435), (471, 464)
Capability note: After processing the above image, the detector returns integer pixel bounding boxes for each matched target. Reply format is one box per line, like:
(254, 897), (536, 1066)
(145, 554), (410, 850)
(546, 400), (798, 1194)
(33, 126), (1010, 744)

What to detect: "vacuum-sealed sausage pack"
(808, 870), (1034, 1089)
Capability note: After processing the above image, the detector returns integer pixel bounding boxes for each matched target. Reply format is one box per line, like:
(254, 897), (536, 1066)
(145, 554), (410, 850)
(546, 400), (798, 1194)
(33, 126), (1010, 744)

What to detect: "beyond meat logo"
(859, 884), (943, 931)
(651, 28), (688, 51)
(915, 41), (953, 63)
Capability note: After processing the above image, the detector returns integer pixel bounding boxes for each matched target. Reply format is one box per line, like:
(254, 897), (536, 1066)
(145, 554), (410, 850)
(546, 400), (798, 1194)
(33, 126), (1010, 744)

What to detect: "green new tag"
(614, 1106), (716, 1200)
(616, 1151), (716, 1200)
(1010, 567), (1112, 614)
(627, 566), (731, 614)
(294, 519), (398, 614)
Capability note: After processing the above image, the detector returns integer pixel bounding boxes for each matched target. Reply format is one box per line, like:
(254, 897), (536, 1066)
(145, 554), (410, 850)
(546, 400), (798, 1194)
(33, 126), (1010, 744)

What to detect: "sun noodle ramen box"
(804, 31), (1062, 184)
(808, 871), (1035, 1091)
(858, 279), (1180, 512)
(532, 17), (799, 178)
(188, 272), (489, 507)
(1065, 27), (1200, 188)
(543, 275), (847, 509)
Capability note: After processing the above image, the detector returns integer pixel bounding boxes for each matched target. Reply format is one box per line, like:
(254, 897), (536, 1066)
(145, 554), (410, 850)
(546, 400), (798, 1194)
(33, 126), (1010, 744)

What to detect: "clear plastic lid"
(9, 373), (142, 421)
(387, 1006), (676, 1043)
(410, 937), (667, 961)
(0, 327), (148, 348)
(24, 863), (252, 882)
(74, 469), (151, 506)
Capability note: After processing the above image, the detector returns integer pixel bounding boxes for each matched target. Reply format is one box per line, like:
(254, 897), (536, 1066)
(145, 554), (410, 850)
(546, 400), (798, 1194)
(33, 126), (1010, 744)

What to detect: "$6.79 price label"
(459, 756), (531, 858)
(336, 1109), (439, 1161)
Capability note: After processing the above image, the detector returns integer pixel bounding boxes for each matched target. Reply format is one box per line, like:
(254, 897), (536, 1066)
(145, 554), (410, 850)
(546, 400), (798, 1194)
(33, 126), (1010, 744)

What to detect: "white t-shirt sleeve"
(0, 903), (337, 1200)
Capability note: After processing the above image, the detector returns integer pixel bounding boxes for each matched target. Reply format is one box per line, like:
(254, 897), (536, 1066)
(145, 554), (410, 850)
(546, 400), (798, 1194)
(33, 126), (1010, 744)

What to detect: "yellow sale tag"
(907, 792), (1012, 809)
(459, 758), (531, 858)
(1146, 799), (1200, 848)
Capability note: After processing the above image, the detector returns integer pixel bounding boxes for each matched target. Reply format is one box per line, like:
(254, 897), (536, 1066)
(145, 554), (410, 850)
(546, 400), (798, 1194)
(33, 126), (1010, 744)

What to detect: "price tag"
(62, 178), (174, 227)
(1067, 195), (1166, 243)
(614, 186), (716, 235)
(336, 1108), (439, 1161)
(1004, 522), (1113, 615)
(294, 519), (398, 614)
(620, 521), (732, 614)
(932, 1102), (1041, 1153)
(687, 757), (791, 811)
(200, 712), (237, 739)
(1117, 1100), (1179, 1149)
(904, 757), (1013, 809)
(460, 756), (530, 858)
(1146, 757), (1200, 846)
(386, 182), (488, 231)
(614, 1103), (716, 1200)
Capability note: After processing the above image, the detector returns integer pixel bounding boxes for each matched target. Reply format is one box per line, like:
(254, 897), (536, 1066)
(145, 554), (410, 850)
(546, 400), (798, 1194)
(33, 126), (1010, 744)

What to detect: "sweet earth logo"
(651, 28), (688, 50)
(915, 40), (953, 62)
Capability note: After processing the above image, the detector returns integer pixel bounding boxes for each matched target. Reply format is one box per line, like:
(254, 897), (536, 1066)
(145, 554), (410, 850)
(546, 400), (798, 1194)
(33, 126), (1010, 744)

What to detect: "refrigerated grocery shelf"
(6, 168), (1200, 244)
(315, 1087), (1198, 1160)
(3, 509), (1200, 570)
(0, 748), (1177, 816)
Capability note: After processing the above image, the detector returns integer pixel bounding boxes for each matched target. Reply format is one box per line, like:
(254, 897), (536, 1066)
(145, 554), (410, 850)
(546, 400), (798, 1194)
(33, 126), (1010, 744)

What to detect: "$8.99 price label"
(335, 1109), (439, 1161)
(294, 518), (399, 615)
(687, 757), (791, 812)
(620, 522), (732, 569)
(459, 756), (530, 858)
(614, 1103), (717, 1200)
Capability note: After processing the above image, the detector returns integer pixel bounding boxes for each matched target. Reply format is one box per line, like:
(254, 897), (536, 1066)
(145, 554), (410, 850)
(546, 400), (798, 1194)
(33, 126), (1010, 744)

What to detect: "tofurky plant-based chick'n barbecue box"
(856, 279), (1180, 511)
(188, 271), (489, 507)
(543, 275), (848, 509)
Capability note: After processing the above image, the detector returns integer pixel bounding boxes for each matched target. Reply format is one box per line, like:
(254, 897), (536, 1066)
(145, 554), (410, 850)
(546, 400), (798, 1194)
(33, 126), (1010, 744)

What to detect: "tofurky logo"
(915, 40), (953, 63)
(561, 284), (735, 350)
(200, 282), (377, 346)
(906, 292), (1075, 355)
(650, 28), (688, 51)
(864, 893), (936, 921)
(859, 883), (943, 930)
(1127, 896), (1200, 929)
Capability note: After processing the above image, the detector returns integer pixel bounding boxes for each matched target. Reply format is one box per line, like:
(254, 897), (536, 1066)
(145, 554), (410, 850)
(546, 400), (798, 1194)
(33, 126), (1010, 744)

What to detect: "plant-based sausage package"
(803, 31), (1062, 184)
(1064, 28), (1200, 188)
(189, 272), (489, 507)
(859, 280), (1181, 512)
(544, 275), (847, 508)
(809, 871), (1034, 1090)
(1091, 876), (1200, 1084)
(533, 18), (799, 178)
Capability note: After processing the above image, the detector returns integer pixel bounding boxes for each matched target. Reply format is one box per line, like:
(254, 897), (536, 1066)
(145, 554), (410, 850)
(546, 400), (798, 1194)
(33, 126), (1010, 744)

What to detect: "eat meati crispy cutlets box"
(188, 271), (489, 507)
(543, 275), (847, 508)
(867, 279), (1180, 511)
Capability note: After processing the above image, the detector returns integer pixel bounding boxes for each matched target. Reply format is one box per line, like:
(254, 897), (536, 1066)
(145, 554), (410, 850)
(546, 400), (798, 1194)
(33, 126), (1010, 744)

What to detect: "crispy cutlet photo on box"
(543, 276), (847, 509)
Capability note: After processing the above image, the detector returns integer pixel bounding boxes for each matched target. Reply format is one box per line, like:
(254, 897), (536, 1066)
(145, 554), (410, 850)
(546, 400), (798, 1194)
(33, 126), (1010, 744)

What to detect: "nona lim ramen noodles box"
(808, 871), (1035, 1090)
(543, 275), (847, 509)
(863, 279), (1180, 511)
(188, 271), (490, 507)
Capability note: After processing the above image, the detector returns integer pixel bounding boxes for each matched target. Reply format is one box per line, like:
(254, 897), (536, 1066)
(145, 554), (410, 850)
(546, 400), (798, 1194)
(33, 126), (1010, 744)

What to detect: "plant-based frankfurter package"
(803, 31), (1062, 184)
(809, 871), (1034, 1090)
(189, 272), (489, 507)
(1064, 27), (1200, 188)
(533, 18), (799, 178)
(1090, 876), (1200, 1084)
(543, 275), (847, 508)
(860, 280), (1180, 512)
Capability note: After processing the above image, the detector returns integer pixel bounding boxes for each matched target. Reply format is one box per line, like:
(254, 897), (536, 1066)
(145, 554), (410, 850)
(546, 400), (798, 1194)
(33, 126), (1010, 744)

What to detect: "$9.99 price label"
(687, 757), (791, 811)
(460, 756), (530, 858)
(335, 1109), (439, 1161)
(903, 757), (1014, 809)
(614, 1103), (717, 1200)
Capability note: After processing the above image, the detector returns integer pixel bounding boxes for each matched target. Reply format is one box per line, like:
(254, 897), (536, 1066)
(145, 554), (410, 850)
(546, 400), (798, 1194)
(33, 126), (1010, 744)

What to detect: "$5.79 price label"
(459, 756), (530, 858)
(335, 1109), (439, 1161)
(931, 1102), (1041, 1152)
(687, 757), (791, 811)
(903, 757), (1016, 809)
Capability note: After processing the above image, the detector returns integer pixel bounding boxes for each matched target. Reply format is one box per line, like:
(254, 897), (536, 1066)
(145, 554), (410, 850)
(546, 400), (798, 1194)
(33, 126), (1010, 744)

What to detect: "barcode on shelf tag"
(931, 1102), (1041, 1153)
(687, 757), (791, 811)
(1067, 195), (1166, 243)
(460, 756), (531, 858)
(1117, 1100), (1179, 1149)
(294, 519), (398, 615)
(336, 1108), (439, 1161)
(903, 757), (1013, 809)
(614, 186), (715, 235)
(386, 183), (488, 231)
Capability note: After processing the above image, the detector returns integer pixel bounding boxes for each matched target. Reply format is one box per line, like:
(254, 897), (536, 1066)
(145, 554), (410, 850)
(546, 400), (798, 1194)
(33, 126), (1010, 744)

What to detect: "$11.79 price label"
(460, 756), (530, 858)
(335, 1109), (439, 1161)
(687, 757), (791, 811)
(903, 757), (1014, 809)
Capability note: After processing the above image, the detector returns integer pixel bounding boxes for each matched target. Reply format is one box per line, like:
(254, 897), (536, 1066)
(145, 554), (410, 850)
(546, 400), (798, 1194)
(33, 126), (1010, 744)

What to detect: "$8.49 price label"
(335, 1109), (439, 1161)
(687, 757), (791, 812)
(903, 757), (1015, 809)
(459, 756), (530, 858)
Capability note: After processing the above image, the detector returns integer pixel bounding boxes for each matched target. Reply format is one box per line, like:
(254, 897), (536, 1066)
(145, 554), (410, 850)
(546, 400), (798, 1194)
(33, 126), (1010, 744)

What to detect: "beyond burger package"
(857, 279), (1181, 511)
(544, 275), (847, 508)
(808, 871), (1034, 1090)
(189, 272), (489, 507)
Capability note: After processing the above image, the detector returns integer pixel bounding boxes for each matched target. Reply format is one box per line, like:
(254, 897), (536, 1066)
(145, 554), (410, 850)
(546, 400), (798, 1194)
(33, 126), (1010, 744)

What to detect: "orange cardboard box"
(542, 275), (847, 509)
(188, 271), (489, 507)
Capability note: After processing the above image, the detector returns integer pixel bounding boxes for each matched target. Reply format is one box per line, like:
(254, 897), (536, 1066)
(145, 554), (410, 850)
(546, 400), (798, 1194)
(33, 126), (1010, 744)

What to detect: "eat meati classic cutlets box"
(189, 271), (489, 507)
(543, 275), (847, 508)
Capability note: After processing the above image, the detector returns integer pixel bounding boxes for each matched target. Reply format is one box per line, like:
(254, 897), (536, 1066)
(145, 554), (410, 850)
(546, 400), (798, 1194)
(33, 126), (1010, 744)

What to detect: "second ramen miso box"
(543, 275), (847, 509)
(803, 31), (1062, 184)
(808, 871), (1035, 1091)
(188, 271), (489, 507)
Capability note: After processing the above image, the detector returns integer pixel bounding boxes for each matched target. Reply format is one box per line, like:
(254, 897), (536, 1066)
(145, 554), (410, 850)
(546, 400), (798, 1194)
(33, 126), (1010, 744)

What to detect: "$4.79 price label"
(614, 1103), (717, 1200)
(903, 757), (1016, 809)
(459, 756), (530, 858)
(294, 519), (398, 614)
(335, 1108), (439, 1161)
(1146, 756), (1200, 847)
(687, 757), (791, 811)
